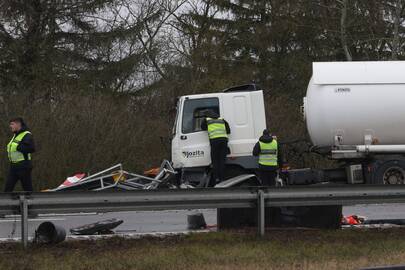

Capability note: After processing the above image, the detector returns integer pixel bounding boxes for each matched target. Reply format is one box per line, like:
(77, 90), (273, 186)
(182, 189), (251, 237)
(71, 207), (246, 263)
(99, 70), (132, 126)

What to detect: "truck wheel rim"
(383, 167), (405, 184)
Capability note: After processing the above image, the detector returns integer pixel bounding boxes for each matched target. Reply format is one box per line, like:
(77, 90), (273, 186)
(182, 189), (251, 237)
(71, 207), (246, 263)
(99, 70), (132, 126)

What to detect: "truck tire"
(370, 159), (405, 185)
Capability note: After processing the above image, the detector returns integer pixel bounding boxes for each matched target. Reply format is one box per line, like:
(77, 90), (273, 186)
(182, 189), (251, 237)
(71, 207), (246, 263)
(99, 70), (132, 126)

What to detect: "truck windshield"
(182, 98), (220, 134)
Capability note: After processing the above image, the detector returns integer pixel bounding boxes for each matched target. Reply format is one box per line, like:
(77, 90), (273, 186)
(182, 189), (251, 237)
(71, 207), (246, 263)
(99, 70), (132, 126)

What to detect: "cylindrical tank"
(304, 62), (405, 147)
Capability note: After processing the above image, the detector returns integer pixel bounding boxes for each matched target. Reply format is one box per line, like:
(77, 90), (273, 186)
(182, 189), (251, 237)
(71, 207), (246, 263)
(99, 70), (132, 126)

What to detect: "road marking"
(0, 218), (65, 223)
(39, 213), (98, 217)
(4, 212), (97, 218)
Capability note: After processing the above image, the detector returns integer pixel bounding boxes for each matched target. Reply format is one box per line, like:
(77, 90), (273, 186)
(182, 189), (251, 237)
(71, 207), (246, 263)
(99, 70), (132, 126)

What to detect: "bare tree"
(391, 0), (405, 60)
(338, 0), (352, 61)
(116, 0), (186, 85)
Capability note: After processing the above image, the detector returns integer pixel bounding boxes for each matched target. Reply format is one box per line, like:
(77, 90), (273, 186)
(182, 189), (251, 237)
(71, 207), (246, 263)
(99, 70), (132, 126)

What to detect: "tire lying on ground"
(187, 213), (207, 230)
(35, 222), (66, 244)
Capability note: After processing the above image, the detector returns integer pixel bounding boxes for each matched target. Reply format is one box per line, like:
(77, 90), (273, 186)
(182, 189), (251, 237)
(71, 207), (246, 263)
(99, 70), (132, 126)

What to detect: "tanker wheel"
(383, 167), (405, 185)
(371, 160), (405, 185)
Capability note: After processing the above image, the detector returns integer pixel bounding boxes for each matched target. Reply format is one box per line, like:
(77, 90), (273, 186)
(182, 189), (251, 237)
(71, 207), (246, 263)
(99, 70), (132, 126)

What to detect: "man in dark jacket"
(4, 117), (35, 192)
(252, 129), (282, 186)
(201, 110), (231, 187)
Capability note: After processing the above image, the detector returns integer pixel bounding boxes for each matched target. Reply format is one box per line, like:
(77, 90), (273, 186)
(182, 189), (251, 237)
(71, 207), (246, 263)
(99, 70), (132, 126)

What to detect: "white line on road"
(0, 218), (65, 223)
(4, 212), (98, 218)
(39, 212), (98, 217)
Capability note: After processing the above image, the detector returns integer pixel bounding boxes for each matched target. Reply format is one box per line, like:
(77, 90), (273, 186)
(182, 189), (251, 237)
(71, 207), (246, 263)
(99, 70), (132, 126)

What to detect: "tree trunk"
(392, 0), (403, 60)
(340, 0), (352, 61)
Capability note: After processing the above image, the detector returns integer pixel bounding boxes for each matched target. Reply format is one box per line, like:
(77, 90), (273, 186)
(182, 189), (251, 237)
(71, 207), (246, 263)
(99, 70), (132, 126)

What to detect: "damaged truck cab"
(171, 85), (266, 186)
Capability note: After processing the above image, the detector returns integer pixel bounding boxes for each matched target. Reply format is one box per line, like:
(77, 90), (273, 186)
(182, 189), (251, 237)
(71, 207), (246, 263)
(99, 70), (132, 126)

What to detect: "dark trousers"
(210, 139), (228, 187)
(4, 168), (33, 192)
(258, 169), (277, 186)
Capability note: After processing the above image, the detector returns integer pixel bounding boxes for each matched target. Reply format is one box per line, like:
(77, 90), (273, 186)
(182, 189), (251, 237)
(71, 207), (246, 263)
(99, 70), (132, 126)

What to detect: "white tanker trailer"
(301, 61), (405, 185)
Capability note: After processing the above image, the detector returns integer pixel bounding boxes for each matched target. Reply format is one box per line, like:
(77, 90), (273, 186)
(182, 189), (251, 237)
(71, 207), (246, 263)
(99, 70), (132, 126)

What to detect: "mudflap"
(217, 205), (342, 230)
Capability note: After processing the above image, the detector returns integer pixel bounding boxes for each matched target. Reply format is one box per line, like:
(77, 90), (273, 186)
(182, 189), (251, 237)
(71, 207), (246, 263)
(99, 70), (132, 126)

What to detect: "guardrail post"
(19, 195), (28, 248)
(257, 190), (265, 236)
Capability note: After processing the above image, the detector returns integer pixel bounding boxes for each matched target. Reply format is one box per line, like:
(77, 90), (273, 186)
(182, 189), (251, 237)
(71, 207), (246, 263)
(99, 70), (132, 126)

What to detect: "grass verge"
(1, 229), (405, 270)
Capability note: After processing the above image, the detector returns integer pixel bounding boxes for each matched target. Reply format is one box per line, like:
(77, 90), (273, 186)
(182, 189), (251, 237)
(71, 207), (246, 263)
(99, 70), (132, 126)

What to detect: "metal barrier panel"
(2, 185), (405, 247)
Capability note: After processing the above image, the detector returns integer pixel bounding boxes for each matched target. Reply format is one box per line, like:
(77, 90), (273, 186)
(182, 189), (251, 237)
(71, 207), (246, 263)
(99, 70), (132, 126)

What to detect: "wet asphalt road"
(0, 209), (217, 240)
(2, 204), (405, 240)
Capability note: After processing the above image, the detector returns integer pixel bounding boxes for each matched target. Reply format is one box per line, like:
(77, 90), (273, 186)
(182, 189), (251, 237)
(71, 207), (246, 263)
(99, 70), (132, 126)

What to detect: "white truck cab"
(171, 85), (266, 175)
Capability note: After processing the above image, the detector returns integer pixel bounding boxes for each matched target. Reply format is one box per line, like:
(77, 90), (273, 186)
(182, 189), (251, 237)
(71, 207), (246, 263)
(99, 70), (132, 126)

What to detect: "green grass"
(1, 229), (405, 270)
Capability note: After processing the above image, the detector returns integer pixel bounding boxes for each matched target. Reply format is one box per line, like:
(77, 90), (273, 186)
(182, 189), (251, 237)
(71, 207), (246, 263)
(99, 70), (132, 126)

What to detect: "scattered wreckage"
(46, 160), (257, 192)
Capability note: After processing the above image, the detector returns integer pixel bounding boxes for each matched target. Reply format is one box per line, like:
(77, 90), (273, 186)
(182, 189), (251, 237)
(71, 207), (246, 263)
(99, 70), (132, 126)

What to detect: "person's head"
(263, 129), (270, 136)
(9, 117), (26, 133)
(205, 110), (219, 119)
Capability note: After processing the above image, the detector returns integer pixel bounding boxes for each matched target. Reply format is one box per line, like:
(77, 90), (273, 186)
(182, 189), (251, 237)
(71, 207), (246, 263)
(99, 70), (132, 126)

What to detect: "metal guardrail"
(3, 185), (405, 247)
(360, 265), (405, 270)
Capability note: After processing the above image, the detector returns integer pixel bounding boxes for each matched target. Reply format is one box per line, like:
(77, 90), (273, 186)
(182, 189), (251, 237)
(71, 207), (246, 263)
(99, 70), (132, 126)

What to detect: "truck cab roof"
(182, 84), (263, 100)
(223, 84), (262, 93)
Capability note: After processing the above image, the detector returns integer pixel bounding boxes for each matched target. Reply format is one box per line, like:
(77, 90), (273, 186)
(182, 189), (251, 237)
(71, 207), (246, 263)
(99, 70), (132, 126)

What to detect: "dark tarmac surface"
(0, 209), (217, 240)
(1, 204), (405, 240)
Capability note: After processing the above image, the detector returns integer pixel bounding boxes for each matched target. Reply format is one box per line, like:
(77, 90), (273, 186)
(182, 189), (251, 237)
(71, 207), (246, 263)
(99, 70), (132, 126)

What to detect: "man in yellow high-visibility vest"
(4, 117), (35, 192)
(201, 110), (231, 186)
(252, 129), (282, 186)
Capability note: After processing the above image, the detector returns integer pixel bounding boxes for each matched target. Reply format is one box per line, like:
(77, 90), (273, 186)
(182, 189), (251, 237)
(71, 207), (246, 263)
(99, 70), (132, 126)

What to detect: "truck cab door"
(172, 97), (220, 169)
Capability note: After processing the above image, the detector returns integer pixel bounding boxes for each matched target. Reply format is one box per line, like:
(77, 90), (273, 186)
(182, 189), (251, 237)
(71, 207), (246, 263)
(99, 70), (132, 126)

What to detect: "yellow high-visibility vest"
(206, 118), (228, 139)
(7, 131), (31, 163)
(259, 140), (278, 166)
